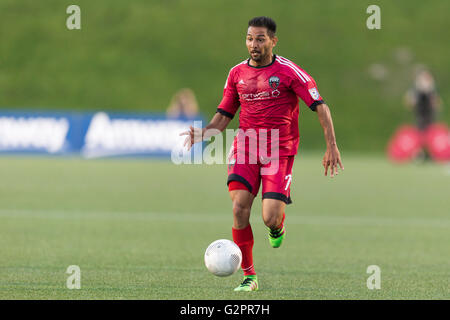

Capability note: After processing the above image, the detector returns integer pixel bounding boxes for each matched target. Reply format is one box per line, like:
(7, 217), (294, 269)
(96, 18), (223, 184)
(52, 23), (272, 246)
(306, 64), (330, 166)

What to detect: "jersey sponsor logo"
(271, 90), (280, 98)
(240, 89), (282, 101)
(308, 87), (320, 100)
(239, 91), (270, 101)
(269, 76), (280, 89)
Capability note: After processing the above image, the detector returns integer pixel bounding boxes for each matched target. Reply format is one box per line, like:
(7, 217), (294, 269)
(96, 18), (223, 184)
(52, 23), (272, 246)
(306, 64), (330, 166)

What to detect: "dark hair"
(248, 16), (277, 38)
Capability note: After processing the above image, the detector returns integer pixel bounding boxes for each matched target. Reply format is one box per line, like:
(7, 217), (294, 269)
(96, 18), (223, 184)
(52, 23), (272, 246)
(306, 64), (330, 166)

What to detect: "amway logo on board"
(82, 112), (190, 158)
(0, 116), (69, 153)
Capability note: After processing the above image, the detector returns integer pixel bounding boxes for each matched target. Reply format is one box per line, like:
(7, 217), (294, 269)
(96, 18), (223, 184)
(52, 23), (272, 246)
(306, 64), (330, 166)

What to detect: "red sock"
(232, 224), (256, 276)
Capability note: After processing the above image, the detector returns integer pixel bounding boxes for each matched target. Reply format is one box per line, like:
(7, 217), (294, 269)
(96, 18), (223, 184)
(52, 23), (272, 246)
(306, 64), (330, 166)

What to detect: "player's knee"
(232, 201), (250, 224)
(233, 201), (250, 217)
(262, 211), (282, 229)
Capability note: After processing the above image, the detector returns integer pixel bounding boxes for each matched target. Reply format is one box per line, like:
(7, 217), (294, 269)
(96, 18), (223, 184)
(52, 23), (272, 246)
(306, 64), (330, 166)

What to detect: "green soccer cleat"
(234, 275), (259, 292)
(268, 225), (285, 248)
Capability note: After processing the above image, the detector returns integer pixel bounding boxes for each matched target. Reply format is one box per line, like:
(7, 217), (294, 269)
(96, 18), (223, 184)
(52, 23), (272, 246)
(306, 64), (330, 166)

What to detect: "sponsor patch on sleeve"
(308, 88), (320, 100)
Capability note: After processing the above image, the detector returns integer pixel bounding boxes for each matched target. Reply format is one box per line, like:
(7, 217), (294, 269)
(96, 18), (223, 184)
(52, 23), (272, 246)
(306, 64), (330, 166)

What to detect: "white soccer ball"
(204, 239), (242, 277)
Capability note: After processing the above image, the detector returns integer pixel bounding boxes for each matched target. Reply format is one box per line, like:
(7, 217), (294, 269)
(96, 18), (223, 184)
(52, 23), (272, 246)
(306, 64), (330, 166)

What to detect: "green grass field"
(0, 154), (449, 299)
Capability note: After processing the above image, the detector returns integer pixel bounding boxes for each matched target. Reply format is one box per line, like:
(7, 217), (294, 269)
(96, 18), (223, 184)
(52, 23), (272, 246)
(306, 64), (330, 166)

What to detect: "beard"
(250, 50), (265, 62)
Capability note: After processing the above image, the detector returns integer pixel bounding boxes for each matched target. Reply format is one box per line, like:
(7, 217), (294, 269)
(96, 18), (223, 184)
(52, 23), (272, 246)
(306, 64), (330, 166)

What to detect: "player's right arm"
(180, 113), (232, 151)
(180, 65), (241, 151)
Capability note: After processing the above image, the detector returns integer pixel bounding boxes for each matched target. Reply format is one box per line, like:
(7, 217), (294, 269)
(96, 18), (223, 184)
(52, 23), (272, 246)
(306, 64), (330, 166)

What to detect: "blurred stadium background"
(0, 0), (449, 299)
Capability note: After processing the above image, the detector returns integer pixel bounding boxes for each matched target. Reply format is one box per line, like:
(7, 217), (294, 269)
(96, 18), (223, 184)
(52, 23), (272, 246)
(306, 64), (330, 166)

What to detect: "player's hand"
(323, 145), (344, 178)
(179, 126), (203, 151)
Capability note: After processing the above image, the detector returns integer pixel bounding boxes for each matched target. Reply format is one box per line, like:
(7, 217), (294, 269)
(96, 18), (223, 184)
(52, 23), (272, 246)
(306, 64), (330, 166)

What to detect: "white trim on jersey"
(278, 56), (311, 81)
(277, 56), (311, 83)
(224, 60), (247, 89)
(276, 59), (307, 83)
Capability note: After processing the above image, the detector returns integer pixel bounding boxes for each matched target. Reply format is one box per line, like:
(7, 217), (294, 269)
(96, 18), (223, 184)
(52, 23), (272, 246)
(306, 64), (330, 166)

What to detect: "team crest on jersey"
(269, 76), (280, 89)
(308, 87), (320, 100)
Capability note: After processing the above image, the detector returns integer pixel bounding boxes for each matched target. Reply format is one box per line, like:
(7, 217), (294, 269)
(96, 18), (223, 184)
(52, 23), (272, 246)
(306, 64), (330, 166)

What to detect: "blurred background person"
(403, 66), (442, 132)
(401, 67), (444, 161)
(166, 88), (199, 119)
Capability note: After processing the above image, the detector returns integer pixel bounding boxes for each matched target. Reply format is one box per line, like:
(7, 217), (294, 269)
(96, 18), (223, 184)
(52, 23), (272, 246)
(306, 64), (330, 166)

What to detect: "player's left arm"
(287, 64), (344, 177)
(316, 103), (344, 177)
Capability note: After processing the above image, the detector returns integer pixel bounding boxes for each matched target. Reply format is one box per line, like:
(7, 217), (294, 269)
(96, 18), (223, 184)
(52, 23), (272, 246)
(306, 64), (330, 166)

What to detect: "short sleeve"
(217, 67), (240, 119)
(290, 70), (324, 112)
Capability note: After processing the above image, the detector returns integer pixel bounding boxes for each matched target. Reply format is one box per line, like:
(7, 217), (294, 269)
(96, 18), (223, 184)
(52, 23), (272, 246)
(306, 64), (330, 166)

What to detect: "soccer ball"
(204, 239), (242, 277)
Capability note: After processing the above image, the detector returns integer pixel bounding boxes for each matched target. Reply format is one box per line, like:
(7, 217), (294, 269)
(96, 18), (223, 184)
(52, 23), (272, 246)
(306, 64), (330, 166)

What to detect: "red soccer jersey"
(217, 55), (324, 156)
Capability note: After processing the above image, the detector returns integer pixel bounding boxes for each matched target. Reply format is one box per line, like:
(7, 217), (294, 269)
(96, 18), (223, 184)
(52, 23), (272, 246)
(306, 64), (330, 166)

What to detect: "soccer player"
(181, 16), (343, 291)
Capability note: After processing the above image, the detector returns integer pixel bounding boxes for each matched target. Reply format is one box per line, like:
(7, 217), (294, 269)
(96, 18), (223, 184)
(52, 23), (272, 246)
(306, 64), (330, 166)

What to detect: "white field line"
(0, 209), (449, 229)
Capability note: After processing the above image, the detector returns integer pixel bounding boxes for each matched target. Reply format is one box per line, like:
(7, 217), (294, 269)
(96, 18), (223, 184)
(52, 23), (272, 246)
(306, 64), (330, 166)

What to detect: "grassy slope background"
(0, 0), (449, 152)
